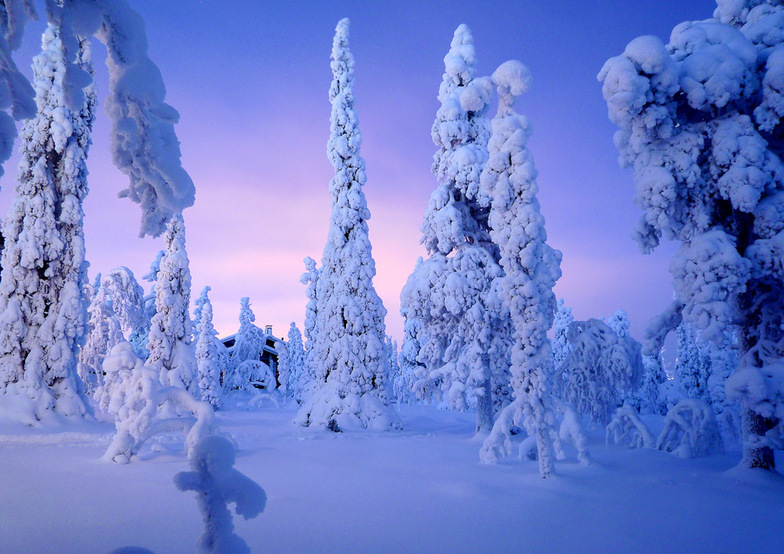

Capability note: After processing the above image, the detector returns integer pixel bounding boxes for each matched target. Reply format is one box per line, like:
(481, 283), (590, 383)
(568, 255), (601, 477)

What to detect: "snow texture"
(295, 19), (399, 432)
(175, 434), (266, 554)
(479, 58), (562, 478)
(0, 22), (94, 424)
(598, 0), (784, 469)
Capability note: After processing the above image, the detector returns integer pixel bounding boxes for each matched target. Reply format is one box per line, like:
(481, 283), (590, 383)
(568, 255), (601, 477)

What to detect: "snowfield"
(2, 402), (782, 553)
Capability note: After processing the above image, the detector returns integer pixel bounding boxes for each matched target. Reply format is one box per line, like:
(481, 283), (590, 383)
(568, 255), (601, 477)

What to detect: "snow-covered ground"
(2, 402), (782, 553)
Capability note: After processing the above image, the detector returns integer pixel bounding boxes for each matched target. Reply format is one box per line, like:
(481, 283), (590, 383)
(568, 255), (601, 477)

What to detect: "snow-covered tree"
(79, 280), (123, 396)
(295, 19), (398, 432)
(175, 434), (267, 554)
(675, 322), (710, 400)
(552, 299), (574, 377)
(130, 249), (164, 359)
(298, 256), (319, 402)
(554, 319), (643, 426)
(147, 213), (197, 393)
(100, 266), (145, 347)
(0, 22), (95, 423)
(277, 322), (304, 399)
(400, 24), (510, 433)
(384, 335), (400, 402)
(478, 60), (562, 478)
(606, 309), (630, 339)
(396, 314), (422, 404)
(598, 0), (784, 469)
(192, 285), (211, 346)
(225, 297), (267, 390)
(195, 288), (224, 410)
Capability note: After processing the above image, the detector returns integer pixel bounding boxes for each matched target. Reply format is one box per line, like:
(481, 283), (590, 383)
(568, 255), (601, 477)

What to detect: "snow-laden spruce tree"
(478, 60), (563, 478)
(225, 297), (267, 390)
(298, 257), (319, 402)
(675, 321), (710, 400)
(130, 249), (165, 359)
(277, 322), (305, 399)
(192, 285), (211, 346)
(384, 335), (401, 403)
(295, 19), (398, 431)
(599, 0), (784, 469)
(400, 24), (511, 433)
(147, 213), (197, 394)
(100, 266), (145, 349)
(78, 282), (124, 395)
(195, 288), (225, 410)
(0, 22), (95, 423)
(396, 314), (422, 404)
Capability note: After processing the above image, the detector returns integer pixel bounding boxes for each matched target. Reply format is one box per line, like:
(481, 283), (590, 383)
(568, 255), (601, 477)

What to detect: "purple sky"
(0, 0), (717, 343)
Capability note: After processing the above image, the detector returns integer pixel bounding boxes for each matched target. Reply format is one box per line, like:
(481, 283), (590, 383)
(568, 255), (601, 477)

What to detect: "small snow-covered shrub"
(175, 435), (266, 554)
(101, 342), (216, 464)
(606, 404), (656, 450)
(656, 399), (723, 458)
(225, 360), (275, 392)
(560, 406), (591, 465)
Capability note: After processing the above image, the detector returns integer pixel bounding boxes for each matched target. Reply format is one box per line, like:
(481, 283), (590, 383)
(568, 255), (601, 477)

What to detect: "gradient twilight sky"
(0, 0), (718, 343)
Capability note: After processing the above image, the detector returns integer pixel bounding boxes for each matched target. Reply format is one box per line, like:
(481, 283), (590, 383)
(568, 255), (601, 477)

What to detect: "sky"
(0, 0), (718, 344)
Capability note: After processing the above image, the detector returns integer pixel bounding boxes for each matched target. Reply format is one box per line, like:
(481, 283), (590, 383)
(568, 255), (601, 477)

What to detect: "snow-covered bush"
(225, 360), (275, 392)
(656, 399), (724, 458)
(606, 404), (656, 449)
(174, 434), (266, 554)
(294, 19), (398, 432)
(554, 319), (643, 426)
(102, 342), (216, 464)
(599, 0), (784, 470)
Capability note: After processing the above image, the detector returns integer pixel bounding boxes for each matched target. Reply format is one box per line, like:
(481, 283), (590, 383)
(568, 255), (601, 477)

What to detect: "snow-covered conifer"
(396, 314), (423, 404)
(147, 213), (197, 393)
(552, 299), (574, 377)
(400, 24), (510, 433)
(79, 283), (123, 396)
(225, 297), (267, 390)
(295, 19), (398, 431)
(606, 309), (630, 339)
(298, 257), (319, 402)
(278, 322), (305, 399)
(0, 22), (95, 423)
(478, 60), (562, 478)
(385, 336), (401, 402)
(100, 266), (145, 343)
(195, 289), (224, 410)
(192, 285), (211, 346)
(599, 0), (784, 469)
(130, 249), (164, 359)
(554, 319), (643, 426)
(675, 322), (709, 400)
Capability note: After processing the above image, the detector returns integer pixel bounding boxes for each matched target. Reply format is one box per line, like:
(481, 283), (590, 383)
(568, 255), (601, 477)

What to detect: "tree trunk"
(475, 376), (494, 435)
(741, 405), (776, 470)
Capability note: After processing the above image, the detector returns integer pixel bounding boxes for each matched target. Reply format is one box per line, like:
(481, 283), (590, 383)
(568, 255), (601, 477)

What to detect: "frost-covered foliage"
(195, 289), (224, 410)
(384, 335), (400, 402)
(99, 266), (146, 358)
(607, 404), (657, 449)
(657, 399), (724, 458)
(174, 435), (266, 554)
(478, 60), (562, 478)
(79, 281), (123, 396)
(131, 249), (164, 359)
(295, 19), (398, 432)
(147, 214), (197, 394)
(599, 0), (784, 469)
(552, 299), (574, 377)
(633, 351), (668, 414)
(606, 309), (631, 339)
(277, 322), (304, 399)
(225, 360), (274, 392)
(400, 24), (510, 434)
(554, 319), (643, 426)
(225, 298), (267, 391)
(0, 22), (95, 424)
(102, 342), (216, 464)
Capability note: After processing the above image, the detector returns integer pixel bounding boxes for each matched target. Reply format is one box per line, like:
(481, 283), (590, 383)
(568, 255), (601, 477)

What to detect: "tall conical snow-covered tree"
(400, 24), (511, 434)
(0, 23), (95, 423)
(78, 282), (124, 395)
(195, 289), (224, 410)
(192, 285), (211, 346)
(295, 19), (398, 432)
(147, 213), (197, 394)
(599, 0), (784, 470)
(225, 297), (267, 390)
(478, 60), (562, 478)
